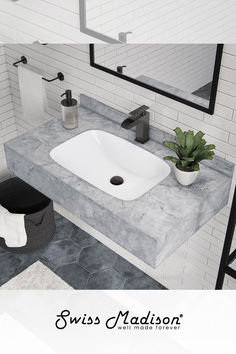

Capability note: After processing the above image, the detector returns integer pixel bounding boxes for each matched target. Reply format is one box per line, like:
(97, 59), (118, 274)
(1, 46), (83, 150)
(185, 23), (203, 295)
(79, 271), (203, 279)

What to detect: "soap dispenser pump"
(61, 90), (78, 130)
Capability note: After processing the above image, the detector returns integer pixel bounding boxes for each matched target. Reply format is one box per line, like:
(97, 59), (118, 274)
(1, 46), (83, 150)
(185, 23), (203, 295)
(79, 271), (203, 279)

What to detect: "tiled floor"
(0, 213), (166, 290)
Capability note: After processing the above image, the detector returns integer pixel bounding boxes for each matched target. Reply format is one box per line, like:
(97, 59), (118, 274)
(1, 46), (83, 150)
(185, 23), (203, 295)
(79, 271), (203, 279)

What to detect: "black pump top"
(61, 90), (77, 107)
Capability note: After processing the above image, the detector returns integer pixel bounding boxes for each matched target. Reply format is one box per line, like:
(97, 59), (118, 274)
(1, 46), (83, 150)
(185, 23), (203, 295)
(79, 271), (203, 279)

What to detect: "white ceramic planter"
(174, 164), (199, 186)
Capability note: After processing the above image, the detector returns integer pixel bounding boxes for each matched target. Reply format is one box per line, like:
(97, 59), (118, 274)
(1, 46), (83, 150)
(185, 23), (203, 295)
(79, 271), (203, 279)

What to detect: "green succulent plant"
(163, 127), (215, 172)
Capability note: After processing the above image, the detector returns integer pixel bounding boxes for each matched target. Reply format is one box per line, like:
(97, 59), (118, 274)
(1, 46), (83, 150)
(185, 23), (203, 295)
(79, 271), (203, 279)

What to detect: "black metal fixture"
(110, 176), (124, 186)
(13, 57), (64, 83)
(42, 72), (64, 82)
(215, 185), (236, 289)
(33, 41), (48, 45)
(121, 105), (150, 144)
(13, 56), (27, 67)
(117, 65), (126, 74)
(79, 0), (121, 43)
(118, 31), (132, 43)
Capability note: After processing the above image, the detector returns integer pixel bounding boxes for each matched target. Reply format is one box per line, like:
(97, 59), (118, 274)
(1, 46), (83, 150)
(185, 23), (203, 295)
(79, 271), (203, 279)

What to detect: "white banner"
(0, 290), (235, 353)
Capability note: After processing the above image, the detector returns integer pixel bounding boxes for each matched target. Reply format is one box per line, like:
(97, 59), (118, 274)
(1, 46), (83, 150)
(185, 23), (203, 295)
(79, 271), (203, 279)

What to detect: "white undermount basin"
(50, 130), (170, 201)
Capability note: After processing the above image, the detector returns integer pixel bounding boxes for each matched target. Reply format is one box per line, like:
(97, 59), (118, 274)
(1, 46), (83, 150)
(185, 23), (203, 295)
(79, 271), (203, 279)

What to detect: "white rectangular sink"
(50, 130), (170, 201)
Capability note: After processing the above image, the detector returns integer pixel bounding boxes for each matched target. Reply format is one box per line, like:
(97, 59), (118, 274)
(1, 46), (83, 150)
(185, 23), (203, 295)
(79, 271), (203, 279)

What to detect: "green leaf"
(192, 163), (200, 171)
(192, 142), (207, 158)
(193, 131), (205, 148)
(178, 146), (191, 157)
(163, 156), (179, 163)
(204, 144), (216, 151)
(197, 139), (207, 148)
(180, 159), (191, 168)
(182, 156), (195, 161)
(163, 141), (180, 154)
(194, 151), (214, 163)
(174, 127), (185, 147)
(185, 130), (194, 149)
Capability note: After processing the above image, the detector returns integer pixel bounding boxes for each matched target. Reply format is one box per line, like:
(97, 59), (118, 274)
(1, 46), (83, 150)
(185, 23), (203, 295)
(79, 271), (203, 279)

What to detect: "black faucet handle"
(117, 65), (126, 73)
(129, 105), (150, 121)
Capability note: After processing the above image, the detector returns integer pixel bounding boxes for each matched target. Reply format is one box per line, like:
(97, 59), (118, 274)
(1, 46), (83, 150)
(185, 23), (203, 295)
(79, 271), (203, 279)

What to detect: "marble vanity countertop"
(4, 95), (234, 268)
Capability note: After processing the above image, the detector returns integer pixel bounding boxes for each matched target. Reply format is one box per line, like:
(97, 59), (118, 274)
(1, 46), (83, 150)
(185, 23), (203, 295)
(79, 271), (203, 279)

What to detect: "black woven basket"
(0, 177), (56, 253)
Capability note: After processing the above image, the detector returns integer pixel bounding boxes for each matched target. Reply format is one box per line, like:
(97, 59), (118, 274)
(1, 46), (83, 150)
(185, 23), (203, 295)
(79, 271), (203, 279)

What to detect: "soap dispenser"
(61, 90), (78, 129)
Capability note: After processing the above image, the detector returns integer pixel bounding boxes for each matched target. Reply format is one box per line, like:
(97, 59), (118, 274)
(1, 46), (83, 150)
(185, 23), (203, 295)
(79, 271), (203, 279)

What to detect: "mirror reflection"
(85, 0), (134, 43)
(93, 44), (219, 110)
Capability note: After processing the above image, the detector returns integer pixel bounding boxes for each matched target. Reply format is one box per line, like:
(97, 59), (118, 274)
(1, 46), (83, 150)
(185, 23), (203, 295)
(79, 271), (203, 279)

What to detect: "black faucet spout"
(121, 117), (137, 129)
(121, 105), (150, 144)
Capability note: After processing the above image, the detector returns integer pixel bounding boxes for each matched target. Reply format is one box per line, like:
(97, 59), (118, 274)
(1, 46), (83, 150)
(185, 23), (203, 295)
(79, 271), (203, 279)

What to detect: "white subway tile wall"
(86, 0), (236, 43)
(2, 43), (236, 289)
(1, 1), (236, 43)
(0, 0), (90, 43)
(0, 45), (16, 182)
(95, 44), (216, 93)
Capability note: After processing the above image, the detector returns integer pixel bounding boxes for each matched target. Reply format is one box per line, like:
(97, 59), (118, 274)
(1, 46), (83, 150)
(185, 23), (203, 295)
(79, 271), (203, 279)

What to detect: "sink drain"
(110, 176), (124, 186)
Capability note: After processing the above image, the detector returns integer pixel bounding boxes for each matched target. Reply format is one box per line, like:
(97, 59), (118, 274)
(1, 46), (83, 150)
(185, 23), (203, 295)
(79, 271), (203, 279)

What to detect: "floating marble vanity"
(4, 95), (234, 268)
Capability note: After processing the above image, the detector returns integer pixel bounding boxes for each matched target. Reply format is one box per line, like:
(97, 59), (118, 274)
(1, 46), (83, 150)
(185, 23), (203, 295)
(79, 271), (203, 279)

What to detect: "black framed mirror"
(90, 44), (223, 115)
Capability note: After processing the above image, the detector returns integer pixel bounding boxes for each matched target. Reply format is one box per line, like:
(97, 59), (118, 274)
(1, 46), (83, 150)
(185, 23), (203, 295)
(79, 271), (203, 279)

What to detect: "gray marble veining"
(4, 95), (234, 268)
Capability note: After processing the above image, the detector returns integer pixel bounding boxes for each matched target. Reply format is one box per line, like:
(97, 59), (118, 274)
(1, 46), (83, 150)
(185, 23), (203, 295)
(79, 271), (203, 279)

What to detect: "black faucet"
(117, 65), (126, 74)
(121, 105), (150, 144)
(118, 31), (132, 43)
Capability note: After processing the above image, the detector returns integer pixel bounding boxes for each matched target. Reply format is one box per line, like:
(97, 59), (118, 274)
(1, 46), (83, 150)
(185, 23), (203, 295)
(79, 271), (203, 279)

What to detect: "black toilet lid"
(0, 177), (50, 214)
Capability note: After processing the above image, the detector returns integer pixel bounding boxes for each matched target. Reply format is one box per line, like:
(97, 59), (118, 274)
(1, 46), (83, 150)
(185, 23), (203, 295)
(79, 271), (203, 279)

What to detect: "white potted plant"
(163, 127), (215, 186)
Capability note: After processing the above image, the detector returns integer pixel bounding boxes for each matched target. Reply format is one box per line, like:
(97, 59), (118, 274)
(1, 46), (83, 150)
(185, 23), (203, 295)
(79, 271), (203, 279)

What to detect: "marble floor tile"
(114, 256), (145, 279)
(54, 263), (90, 289)
(41, 239), (82, 267)
(71, 227), (99, 248)
(78, 243), (118, 273)
(54, 212), (76, 241)
(87, 268), (126, 290)
(0, 254), (21, 286)
(124, 274), (166, 290)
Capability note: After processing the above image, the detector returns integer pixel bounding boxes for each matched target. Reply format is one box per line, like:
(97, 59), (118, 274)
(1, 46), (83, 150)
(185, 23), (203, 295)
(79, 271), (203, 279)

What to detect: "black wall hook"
(13, 56), (27, 67)
(42, 72), (64, 83)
